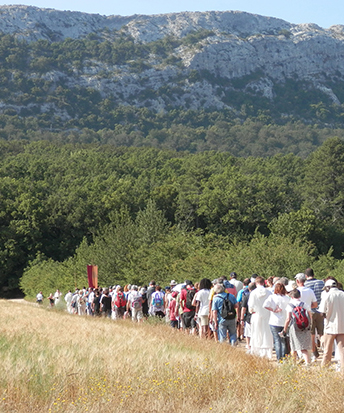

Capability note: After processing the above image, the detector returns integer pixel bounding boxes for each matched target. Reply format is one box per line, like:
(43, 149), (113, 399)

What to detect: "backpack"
(242, 288), (250, 299)
(219, 294), (236, 320)
(131, 294), (142, 310)
(115, 292), (126, 308)
(185, 289), (196, 310)
(291, 302), (309, 330)
(152, 292), (164, 308)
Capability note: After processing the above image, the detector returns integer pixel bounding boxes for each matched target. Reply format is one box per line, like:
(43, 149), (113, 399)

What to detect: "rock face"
(1, 5), (344, 115)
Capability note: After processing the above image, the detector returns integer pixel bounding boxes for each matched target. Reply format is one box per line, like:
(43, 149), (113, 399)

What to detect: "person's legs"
(311, 312), (324, 358)
(301, 349), (310, 365)
(228, 319), (237, 345)
(335, 334), (344, 372)
(322, 334), (336, 368)
(244, 322), (251, 349)
(200, 315), (209, 339)
(217, 322), (229, 343)
(270, 325), (283, 360)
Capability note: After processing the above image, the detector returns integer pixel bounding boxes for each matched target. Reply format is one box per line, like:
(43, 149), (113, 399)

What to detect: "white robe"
(64, 292), (73, 313)
(248, 286), (273, 358)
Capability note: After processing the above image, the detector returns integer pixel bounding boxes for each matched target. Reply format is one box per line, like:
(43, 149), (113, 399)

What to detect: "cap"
(170, 280), (177, 286)
(171, 291), (178, 298)
(294, 273), (306, 282)
(324, 279), (336, 288)
(230, 272), (237, 278)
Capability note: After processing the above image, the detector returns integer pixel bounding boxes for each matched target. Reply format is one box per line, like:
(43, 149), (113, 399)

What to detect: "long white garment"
(64, 292), (73, 314)
(248, 286), (273, 358)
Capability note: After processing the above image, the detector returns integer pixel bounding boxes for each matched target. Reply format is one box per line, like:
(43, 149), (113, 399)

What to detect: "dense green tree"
(303, 137), (344, 223)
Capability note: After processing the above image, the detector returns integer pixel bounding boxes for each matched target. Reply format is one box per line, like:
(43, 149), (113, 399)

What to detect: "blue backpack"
(152, 292), (164, 308)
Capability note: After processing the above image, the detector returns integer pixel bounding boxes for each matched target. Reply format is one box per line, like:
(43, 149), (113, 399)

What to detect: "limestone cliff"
(0, 5), (344, 118)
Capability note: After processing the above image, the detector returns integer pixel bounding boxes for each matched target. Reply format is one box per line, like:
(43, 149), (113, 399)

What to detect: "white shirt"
(54, 290), (61, 303)
(88, 291), (95, 304)
(297, 286), (317, 309)
(64, 292), (73, 304)
(319, 288), (344, 334)
(286, 298), (311, 314)
(195, 289), (210, 316)
(231, 279), (243, 296)
(263, 294), (290, 327)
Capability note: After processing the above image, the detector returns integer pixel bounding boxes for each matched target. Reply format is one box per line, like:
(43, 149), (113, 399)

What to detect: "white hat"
(286, 281), (297, 292)
(294, 273), (306, 282)
(324, 279), (336, 288)
(170, 280), (177, 286)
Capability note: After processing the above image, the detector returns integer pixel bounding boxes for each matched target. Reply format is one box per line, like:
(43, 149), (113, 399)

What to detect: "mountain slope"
(0, 6), (343, 153)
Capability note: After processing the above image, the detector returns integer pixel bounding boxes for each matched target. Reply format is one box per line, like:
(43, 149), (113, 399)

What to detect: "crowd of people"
(37, 268), (344, 371)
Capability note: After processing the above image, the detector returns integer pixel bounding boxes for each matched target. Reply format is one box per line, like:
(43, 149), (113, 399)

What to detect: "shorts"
(199, 315), (209, 326)
(244, 322), (251, 338)
(182, 311), (195, 329)
(115, 307), (126, 319)
(310, 312), (324, 335)
(170, 320), (178, 328)
(132, 308), (143, 322)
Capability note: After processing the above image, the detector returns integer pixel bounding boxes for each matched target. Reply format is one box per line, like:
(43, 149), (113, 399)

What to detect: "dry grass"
(0, 300), (343, 412)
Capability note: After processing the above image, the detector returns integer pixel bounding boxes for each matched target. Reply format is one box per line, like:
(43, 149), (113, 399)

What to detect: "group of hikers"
(37, 267), (344, 371)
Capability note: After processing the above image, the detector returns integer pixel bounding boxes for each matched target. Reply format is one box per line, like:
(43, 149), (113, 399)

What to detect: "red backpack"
(115, 292), (126, 308)
(291, 302), (309, 330)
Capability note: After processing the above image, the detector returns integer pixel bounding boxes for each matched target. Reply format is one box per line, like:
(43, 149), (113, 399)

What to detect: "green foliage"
(1, 138), (343, 296)
(181, 30), (215, 46)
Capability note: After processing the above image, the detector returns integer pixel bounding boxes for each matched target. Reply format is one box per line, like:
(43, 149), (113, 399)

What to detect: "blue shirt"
(237, 286), (248, 303)
(305, 278), (324, 312)
(212, 292), (237, 323)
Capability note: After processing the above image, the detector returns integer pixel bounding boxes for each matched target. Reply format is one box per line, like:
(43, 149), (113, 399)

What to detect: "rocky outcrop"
(1, 5), (344, 115)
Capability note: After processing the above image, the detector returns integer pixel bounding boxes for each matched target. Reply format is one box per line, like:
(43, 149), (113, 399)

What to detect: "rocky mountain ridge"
(0, 5), (344, 121)
(0, 5), (341, 42)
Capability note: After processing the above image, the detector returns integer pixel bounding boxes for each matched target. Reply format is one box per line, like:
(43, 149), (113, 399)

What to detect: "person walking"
(304, 268), (325, 361)
(248, 276), (273, 358)
(264, 282), (290, 361)
(212, 283), (238, 345)
(319, 279), (344, 372)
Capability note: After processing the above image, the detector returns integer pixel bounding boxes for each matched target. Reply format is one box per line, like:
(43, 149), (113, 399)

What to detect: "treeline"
(0, 137), (341, 296)
(1, 113), (344, 158)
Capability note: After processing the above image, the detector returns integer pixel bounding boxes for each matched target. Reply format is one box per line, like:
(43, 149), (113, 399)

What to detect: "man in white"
(127, 285), (143, 322)
(248, 276), (273, 358)
(64, 290), (73, 313)
(295, 273), (318, 310)
(319, 279), (344, 372)
(230, 272), (243, 298)
(54, 289), (62, 305)
(36, 291), (43, 305)
(85, 288), (95, 316)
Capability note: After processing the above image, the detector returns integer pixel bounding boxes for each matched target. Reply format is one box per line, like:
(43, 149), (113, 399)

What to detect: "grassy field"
(0, 300), (343, 413)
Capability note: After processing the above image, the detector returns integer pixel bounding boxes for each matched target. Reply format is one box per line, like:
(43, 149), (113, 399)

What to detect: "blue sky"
(3, 1), (342, 28)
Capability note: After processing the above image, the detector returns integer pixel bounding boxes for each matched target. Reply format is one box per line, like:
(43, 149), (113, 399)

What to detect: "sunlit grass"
(0, 300), (343, 412)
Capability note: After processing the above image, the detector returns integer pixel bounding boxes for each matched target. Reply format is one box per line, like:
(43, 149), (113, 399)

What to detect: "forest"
(0, 136), (339, 297)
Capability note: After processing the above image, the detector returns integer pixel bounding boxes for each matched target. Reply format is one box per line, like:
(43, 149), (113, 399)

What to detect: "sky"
(2, 1), (342, 28)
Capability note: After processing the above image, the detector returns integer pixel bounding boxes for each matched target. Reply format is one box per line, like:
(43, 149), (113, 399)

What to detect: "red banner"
(87, 265), (98, 288)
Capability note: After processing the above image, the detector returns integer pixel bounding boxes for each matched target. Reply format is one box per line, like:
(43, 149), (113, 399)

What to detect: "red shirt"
(180, 286), (196, 313)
